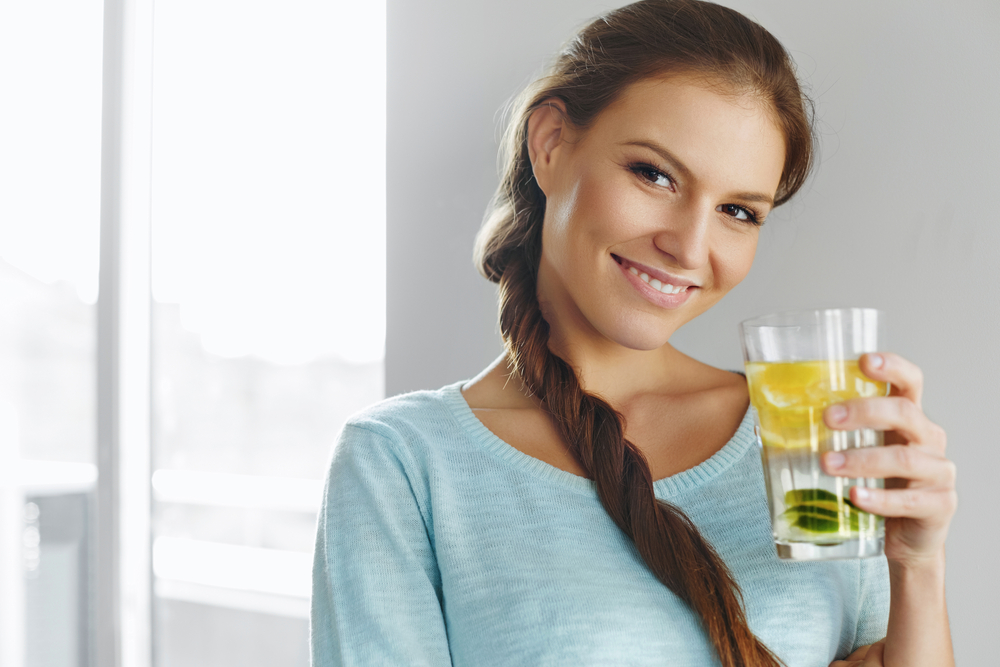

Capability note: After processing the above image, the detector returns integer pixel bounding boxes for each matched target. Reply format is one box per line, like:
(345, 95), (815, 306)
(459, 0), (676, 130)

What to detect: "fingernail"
(854, 487), (870, 500)
(827, 405), (848, 423)
(825, 452), (845, 469)
(868, 353), (884, 369)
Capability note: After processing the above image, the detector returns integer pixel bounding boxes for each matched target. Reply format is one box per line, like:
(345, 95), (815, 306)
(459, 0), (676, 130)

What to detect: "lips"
(611, 254), (700, 294)
(611, 254), (699, 310)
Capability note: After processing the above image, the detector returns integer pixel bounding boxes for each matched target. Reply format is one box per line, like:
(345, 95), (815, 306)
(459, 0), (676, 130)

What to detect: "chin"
(597, 312), (680, 351)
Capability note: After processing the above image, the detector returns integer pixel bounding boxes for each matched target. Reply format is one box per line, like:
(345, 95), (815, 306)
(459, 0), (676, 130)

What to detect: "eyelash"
(718, 203), (762, 226)
(627, 161), (763, 226)
(629, 162), (675, 190)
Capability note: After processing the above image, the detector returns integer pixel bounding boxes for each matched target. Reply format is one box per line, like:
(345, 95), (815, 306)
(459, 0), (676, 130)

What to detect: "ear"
(526, 98), (569, 196)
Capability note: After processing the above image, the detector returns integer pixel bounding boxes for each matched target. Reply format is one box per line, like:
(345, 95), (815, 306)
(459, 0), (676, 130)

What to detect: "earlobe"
(526, 99), (568, 196)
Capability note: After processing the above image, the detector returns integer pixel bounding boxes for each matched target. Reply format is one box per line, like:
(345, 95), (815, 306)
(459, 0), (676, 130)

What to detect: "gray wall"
(387, 1), (1000, 662)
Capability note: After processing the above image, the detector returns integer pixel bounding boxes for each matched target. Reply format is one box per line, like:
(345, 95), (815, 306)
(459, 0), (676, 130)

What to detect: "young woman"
(312, 2), (956, 665)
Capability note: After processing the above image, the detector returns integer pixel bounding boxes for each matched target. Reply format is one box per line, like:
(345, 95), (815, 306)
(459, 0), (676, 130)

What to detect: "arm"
(311, 423), (452, 667)
(831, 554), (951, 667)
(883, 552), (951, 665)
(823, 353), (956, 667)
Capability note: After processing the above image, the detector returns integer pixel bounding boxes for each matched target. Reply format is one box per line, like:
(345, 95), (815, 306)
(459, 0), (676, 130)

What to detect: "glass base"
(775, 536), (884, 561)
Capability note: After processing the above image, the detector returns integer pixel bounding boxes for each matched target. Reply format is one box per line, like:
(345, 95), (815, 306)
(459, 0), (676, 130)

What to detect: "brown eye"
(629, 163), (674, 189)
(716, 204), (758, 224)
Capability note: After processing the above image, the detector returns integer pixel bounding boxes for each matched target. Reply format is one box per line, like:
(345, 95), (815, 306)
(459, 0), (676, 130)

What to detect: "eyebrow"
(620, 139), (776, 208)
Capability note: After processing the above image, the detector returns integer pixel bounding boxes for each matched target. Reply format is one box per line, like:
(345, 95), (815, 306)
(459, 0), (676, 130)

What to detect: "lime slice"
(783, 506), (860, 531)
(793, 514), (842, 533)
(785, 504), (841, 519)
(786, 500), (852, 515)
(780, 487), (880, 534)
(784, 488), (859, 509)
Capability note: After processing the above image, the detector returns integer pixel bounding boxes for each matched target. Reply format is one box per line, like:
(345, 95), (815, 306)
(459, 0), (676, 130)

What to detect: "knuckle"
(942, 460), (957, 486)
(851, 398), (875, 422)
(931, 422), (948, 448)
(900, 489), (922, 513)
(893, 445), (915, 471)
(896, 397), (920, 423)
(934, 489), (958, 519)
(848, 446), (872, 468)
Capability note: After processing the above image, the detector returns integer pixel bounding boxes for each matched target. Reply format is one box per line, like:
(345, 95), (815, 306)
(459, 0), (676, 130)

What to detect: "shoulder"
(335, 381), (467, 465)
(346, 384), (453, 431)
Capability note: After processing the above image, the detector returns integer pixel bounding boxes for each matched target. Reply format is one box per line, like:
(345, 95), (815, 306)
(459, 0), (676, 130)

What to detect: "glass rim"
(739, 307), (883, 330)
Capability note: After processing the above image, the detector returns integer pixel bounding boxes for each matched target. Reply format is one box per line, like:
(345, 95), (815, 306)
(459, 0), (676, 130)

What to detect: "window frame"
(95, 0), (154, 665)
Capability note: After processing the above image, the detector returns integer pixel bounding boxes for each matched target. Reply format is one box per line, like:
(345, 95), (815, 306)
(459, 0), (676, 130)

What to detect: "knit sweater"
(311, 380), (889, 666)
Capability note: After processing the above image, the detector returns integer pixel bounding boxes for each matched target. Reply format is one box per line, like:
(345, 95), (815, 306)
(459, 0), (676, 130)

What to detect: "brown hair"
(474, 1), (814, 665)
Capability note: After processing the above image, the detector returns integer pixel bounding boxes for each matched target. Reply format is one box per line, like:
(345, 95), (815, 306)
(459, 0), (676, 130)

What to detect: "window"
(1, 1), (385, 665)
(0, 1), (102, 665)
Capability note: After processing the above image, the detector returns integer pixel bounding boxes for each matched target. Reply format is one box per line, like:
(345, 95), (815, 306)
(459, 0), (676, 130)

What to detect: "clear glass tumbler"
(740, 308), (888, 560)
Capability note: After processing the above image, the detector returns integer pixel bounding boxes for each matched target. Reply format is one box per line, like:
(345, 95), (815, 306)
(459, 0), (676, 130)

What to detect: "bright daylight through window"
(0, 1), (101, 665)
(150, 1), (385, 665)
(0, 0), (385, 665)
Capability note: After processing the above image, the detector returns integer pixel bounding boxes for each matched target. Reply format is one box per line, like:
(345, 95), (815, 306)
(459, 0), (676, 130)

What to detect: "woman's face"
(530, 75), (787, 353)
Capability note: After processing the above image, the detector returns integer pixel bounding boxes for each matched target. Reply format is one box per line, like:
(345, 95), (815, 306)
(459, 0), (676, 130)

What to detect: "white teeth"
(629, 263), (688, 295)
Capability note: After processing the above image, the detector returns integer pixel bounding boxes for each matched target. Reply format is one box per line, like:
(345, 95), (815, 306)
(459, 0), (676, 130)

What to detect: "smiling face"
(528, 74), (787, 355)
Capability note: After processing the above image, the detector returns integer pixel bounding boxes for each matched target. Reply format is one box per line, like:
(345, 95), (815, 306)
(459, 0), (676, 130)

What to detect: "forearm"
(882, 551), (953, 667)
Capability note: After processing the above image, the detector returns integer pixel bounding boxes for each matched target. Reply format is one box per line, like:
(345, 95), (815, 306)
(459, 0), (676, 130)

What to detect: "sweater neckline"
(441, 379), (758, 498)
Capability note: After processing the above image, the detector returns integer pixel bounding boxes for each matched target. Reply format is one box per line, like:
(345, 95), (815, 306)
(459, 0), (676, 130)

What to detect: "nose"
(651, 201), (711, 270)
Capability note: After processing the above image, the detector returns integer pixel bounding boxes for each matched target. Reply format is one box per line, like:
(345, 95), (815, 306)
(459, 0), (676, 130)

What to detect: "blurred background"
(1, 0), (996, 665)
(1, 0), (382, 665)
(387, 0), (999, 664)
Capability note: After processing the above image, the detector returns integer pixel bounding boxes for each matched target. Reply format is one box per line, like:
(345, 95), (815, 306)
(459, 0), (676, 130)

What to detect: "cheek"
(569, 169), (654, 246)
(716, 232), (758, 286)
(545, 169), (628, 261)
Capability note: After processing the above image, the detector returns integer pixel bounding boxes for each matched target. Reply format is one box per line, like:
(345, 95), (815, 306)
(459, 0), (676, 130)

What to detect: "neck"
(536, 273), (691, 406)
(546, 332), (689, 405)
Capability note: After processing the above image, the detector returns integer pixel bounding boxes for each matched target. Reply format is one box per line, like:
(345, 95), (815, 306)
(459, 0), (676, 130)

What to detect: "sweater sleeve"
(310, 422), (452, 667)
(853, 554), (891, 650)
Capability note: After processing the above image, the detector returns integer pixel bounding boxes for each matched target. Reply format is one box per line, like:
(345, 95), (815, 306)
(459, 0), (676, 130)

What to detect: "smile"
(612, 254), (699, 294)
(628, 266), (687, 294)
(611, 254), (699, 310)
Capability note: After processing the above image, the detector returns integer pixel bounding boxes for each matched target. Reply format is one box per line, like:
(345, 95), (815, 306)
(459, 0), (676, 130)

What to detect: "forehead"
(584, 75), (786, 194)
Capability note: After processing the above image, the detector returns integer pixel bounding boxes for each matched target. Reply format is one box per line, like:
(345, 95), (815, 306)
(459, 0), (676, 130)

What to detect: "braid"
(472, 2), (817, 662)
(498, 250), (783, 667)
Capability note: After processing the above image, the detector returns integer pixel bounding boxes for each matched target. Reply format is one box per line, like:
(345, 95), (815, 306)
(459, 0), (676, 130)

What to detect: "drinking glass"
(740, 308), (888, 560)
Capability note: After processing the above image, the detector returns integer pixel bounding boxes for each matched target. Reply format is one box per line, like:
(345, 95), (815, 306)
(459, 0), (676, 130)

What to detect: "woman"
(312, 1), (956, 665)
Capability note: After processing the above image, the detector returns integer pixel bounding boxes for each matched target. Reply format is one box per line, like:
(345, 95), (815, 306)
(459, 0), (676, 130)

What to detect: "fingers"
(859, 352), (922, 409)
(848, 485), (958, 521)
(822, 443), (955, 489)
(822, 444), (957, 520)
(861, 640), (885, 666)
(824, 396), (946, 451)
(829, 641), (886, 667)
(843, 644), (872, 661)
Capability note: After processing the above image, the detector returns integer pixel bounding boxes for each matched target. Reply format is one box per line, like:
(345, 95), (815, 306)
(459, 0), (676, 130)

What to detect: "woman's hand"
(821, 352), (956, 566)
(830, 642), (886, 667)
(821, 352), (955, 666)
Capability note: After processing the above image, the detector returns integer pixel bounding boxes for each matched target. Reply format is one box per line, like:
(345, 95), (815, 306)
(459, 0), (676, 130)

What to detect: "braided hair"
(474, 2), (815, 665)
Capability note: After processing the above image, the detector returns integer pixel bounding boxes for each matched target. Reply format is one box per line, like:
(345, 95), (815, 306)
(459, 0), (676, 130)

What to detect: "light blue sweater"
(311, 381), (889, 666)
